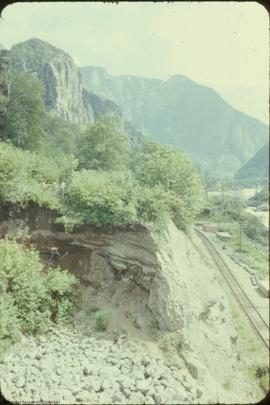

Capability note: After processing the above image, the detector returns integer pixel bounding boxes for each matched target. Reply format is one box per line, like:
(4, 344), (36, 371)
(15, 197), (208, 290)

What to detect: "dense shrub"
(95, 310), (108, 332)
(245, 215), (268, 244)
(0, 239), (78, 354)
(0, 125), (205, 231)
(248, 188), (269, 208)
(77, 116), (130, 171)
(46, 268), (78, 324)
(135, 185), (170, 224)
(134, 141), (205, 225)
(0, 141), (76, 208)
(0, 71), (46, 150)
(135, 185), (188, 228)
(206, 195), (246, 222)
(58, 170), (138, 230)
(58, 171), (187, 230)
(0, 294), (21, 356)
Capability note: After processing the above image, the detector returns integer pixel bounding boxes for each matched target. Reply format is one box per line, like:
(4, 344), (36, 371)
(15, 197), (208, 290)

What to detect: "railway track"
(194, 226), (269, 351)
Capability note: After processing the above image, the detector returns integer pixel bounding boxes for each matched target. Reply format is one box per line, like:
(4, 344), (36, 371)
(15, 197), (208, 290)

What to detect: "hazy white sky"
(0, 1), (268, 123)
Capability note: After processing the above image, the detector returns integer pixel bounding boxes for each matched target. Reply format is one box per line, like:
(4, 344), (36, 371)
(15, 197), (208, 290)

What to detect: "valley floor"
(199, 228), (269, 325)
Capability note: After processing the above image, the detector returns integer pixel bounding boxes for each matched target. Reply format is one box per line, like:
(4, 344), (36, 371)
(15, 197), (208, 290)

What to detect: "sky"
(0, 1), (269, 123)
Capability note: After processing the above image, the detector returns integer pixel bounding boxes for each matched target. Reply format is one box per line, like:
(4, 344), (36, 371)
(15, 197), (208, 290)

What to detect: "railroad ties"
(194, 227), (269, 351)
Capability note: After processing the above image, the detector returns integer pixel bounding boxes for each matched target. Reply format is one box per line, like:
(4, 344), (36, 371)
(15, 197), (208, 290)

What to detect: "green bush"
(248, 188), (269, 208)
(46, 268), (78, 324)
(135, 185), (170, 225)
(245, 215), (268, 244)
(134, 141), (205, 226)
(77, 115), (130, 171)
(0, 239), (78, 353)
(150, 319), (160, 331)
(58, 169), (199, 230)
(0, 141), (76, 209)
(1, 71), (46, 150)
(95, 310), (108, 332)
(58, 170), (138, 229)
(0, 294), (21, 356)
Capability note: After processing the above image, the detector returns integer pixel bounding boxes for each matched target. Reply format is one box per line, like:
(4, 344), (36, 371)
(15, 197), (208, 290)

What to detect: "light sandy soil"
(208, 188), (263, 201)
(208, 188), (261, 201)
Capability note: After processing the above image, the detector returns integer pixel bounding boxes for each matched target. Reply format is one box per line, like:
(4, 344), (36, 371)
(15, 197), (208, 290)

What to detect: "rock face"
(80, 66), (268, 176)
(8, 38), (121, 125)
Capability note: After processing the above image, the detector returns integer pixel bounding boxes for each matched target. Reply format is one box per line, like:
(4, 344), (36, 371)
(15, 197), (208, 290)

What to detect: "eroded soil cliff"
(0, 204), (267, 403)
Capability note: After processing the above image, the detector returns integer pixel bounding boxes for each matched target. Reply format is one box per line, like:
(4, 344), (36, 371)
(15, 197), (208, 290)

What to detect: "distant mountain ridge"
(80, 66), (268, 177)
(235, 143), (269, 186)
(5, 38), (268, 178)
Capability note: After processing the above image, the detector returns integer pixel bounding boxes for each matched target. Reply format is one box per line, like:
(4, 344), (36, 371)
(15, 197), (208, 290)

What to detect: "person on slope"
(48, 246), (60, 265)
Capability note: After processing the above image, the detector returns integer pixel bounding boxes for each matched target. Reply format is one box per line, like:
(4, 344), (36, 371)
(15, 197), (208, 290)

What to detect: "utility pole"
(239, 222), (242, 253)
(239, 221), (247, 253)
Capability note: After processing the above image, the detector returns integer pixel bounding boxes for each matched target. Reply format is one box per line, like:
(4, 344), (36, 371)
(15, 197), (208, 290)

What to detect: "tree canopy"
(77, 116), (130, 171)
(134, 141), (205, 224)
(0, 71), (46, 149)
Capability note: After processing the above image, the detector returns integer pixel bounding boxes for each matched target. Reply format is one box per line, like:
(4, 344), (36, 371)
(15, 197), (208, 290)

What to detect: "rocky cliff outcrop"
(8, 39), (121, 126)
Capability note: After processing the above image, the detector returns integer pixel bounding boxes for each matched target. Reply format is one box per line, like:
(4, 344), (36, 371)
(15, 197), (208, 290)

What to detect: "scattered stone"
(133, 317), (143, 329)
(196, 388), (203, 398)
(15, 375), (25, 388)
(137, 378), (152, 395)
(112, 392), (123, 403)
(145, 395), (155, 404)
(131, 370), (145, 381)
(101, 378), (114, 390)
(122, 387), (131, 398)
(129, 391), (146, 404)
(76, 390), (91, 402)
(83, 365), (93, 376)
(99, 391), (113, 404)
(91, 378), (102, 392)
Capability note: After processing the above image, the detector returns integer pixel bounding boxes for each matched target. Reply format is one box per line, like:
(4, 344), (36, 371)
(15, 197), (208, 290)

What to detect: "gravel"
(0, 329), (189, 404)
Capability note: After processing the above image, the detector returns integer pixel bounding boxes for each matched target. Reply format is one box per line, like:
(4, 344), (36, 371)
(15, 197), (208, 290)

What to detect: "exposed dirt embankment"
(0, 203), (266, 403)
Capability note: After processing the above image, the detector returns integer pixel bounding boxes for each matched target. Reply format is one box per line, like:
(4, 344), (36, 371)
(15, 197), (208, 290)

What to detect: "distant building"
(216, 232), (232, 241)
(202, 223), (219, 232)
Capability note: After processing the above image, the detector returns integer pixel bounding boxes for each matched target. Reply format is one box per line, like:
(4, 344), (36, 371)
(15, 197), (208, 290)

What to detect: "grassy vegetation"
(0, 126), (204, 231)
(149, 319), (160, 331)
(95, 310), (108, 332)
(227, 296), (268, 398)
(0, 239), (78, 357)
(199, 194), (268, 278)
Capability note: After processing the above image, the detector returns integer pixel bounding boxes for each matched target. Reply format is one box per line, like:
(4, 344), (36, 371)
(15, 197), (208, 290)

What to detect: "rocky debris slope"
(0, 328), (198, 404)
(0, 207), (266, 403)
(148, 222), (264, 402)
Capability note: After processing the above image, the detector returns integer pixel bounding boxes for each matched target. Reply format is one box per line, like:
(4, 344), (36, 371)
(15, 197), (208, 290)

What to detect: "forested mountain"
(80, 66), (268, 177)
(2, 37), (267, 178)
(235, 143), (269, 185)
(0, 37), (205, 232)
